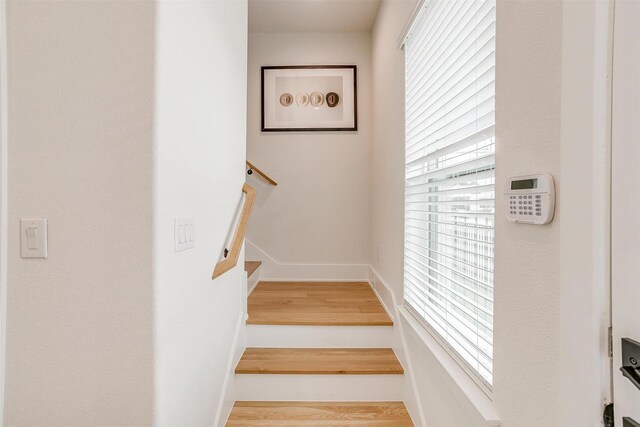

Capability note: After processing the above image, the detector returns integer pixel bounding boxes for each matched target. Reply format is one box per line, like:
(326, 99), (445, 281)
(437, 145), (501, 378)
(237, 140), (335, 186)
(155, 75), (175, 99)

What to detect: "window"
(403, 0), (496, 389)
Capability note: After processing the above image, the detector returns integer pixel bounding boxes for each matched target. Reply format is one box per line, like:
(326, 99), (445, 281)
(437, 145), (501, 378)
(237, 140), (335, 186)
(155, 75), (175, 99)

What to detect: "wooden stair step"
(245, 261), (262, 278)
(247, 281), (393, 326)
(226, 401), (413, 426)
(235, 348), (404, 375)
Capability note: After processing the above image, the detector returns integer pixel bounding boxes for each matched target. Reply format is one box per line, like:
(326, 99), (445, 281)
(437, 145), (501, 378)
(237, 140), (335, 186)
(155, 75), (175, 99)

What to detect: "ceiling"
(249, 0), (382, 33)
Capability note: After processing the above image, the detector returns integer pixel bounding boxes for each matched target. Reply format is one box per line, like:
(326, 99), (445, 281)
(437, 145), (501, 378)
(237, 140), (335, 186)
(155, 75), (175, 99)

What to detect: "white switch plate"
(175, 217), (195, 252)
(21, 218), (48, 259)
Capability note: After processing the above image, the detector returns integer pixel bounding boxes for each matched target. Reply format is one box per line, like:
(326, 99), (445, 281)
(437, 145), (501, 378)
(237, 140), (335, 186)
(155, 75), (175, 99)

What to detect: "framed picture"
(261, 65), (357, 132)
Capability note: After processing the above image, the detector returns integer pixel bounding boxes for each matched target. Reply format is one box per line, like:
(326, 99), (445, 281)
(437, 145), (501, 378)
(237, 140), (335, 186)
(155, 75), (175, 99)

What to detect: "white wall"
(0, 2), (8, 423)
(557, 0), (612, 424)
(494, 2), (611, 424)
(153, 1), (248, 425)
(493, 2), (563, 425)
(246, 32), (371, 265)
(5, 1), (249, 425)
(370, 0), (414, 302)
(371, 0), (611, 426)
(5, 1), (156, 424)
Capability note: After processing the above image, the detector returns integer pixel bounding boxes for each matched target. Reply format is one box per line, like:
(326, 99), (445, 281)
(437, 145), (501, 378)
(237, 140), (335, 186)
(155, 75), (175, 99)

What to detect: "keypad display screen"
(511, 178), (538, 190)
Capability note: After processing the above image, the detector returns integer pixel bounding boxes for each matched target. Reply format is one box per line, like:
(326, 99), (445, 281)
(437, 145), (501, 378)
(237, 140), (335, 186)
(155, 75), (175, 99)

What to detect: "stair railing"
(246, 161), (278, 186)
(212, 183), (256, 279)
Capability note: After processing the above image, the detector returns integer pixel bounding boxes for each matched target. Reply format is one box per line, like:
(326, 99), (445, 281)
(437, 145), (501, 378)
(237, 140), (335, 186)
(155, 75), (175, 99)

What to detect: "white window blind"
(403, 0), (496, 388)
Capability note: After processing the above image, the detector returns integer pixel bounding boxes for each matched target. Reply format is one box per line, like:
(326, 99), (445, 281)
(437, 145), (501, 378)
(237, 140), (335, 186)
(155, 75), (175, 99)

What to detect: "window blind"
(403, 0), (496, 389)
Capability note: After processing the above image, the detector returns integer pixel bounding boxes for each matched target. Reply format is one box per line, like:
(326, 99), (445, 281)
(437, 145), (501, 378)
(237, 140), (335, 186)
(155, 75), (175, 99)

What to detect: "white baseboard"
(247, 268), (260, 296)
(368, 267), (426, 427)
(246, 240), (370, 281)
(247, 279), (260, 296)
(214, 311), (246, 427)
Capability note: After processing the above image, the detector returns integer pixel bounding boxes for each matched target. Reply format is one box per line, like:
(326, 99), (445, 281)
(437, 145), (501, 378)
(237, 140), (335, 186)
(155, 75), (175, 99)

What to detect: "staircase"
(226, 275), (413, 425)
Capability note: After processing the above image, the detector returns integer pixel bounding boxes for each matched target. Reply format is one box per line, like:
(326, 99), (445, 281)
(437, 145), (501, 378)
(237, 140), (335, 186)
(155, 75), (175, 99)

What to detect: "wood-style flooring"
(235, 348), (403, 375)
(226, 401), (414, 426)
(247, 281), (393, 326)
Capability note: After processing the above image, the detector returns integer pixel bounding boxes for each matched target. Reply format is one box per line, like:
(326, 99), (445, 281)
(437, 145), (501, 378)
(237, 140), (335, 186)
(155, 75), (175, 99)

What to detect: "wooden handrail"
(246, 161), (278, 186)
(212, 183), (256, 279)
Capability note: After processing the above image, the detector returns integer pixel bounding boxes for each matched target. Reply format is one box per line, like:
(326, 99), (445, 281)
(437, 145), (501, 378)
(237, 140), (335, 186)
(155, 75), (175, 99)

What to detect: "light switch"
(26, 227), (38, 249)
(21, 218), (47, 258)
(175, 217), (195, 252)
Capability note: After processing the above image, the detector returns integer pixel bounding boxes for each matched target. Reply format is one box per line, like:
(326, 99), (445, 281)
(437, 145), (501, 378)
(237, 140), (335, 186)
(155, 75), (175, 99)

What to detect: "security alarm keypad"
(504, 174), (555, 225)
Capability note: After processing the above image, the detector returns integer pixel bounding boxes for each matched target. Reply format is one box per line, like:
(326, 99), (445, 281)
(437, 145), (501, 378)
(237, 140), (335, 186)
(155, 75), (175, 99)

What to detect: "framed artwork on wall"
(261, 65), (357, 132)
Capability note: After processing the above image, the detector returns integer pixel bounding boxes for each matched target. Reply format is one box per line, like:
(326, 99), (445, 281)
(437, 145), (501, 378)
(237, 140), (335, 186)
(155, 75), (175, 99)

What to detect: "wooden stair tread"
(247, 282), (393, 326)
(226, 401), (413, 426)
(245, 261), (262, 278)
(235, 348), (404, 375)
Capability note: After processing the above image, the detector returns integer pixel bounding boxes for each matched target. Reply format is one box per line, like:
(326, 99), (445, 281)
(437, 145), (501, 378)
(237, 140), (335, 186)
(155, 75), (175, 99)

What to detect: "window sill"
(398, 306), (501, 427)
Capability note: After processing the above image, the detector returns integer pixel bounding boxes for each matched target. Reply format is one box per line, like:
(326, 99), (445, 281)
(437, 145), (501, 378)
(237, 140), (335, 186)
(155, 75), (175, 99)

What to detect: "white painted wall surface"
(370, 0), (415, 303)
(557, 0), (612, 425)
(0, 2), (8, 423)
(5, 1), (156, 424)
(246, 32), (371, 265)
(153, 1), (248, 425)
(493, 2), (563, 425)
(371, 0), (611, 425)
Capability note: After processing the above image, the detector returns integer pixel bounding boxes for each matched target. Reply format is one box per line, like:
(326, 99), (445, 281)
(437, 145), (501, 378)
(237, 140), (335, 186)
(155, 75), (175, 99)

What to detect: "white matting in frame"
(261, 65), (357, 132)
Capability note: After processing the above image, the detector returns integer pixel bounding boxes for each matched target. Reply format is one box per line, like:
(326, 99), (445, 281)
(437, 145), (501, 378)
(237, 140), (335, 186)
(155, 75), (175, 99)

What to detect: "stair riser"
(246, 325), (394, 348)
(234, 374), (404, 401)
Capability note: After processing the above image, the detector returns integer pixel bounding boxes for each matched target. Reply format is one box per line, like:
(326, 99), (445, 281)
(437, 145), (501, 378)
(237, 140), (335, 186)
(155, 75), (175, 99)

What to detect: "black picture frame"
(260, 65), (358, 132)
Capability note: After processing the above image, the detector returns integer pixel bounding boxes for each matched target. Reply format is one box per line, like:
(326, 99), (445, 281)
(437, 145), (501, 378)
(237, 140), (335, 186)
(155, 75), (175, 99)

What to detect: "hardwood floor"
(235, 348), (404, 375)
(226, 401), (414, 426)
(247, 281), (393, 326)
